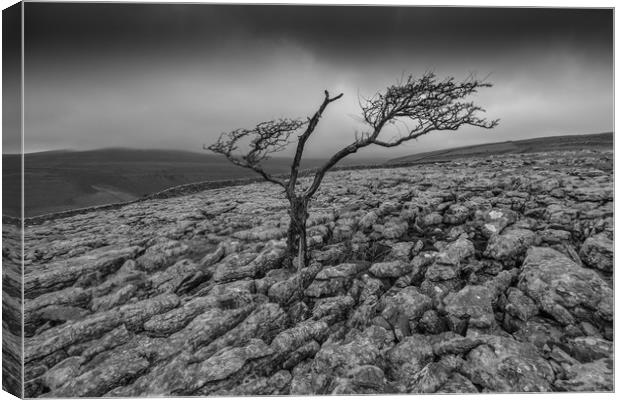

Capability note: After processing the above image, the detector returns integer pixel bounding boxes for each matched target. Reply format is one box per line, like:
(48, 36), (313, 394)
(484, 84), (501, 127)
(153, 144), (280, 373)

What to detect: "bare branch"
(304, 72), (498, 198)
(206, 118), (307, 188)
(287, 90), (343, 195)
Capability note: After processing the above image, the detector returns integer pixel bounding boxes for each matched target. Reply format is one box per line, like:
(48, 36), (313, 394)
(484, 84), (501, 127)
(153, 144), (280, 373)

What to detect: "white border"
(0, 2), (616, 400)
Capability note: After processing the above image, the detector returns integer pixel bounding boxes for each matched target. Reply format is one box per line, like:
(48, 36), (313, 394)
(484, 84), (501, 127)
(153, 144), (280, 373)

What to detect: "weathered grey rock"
(136, 240), (188, 272)
(359, 211), (379, 230)
(282, 340), (320, 371)
(312, 296), (355, 322)
(539, 229), (572, 244)
(443, 204), (470, 225)
(51, 350), (150, 397)
(418, 279), (463, 306)
(24, 245), (141, 298)
(504, 287), (538, 323)
(406, 355), (462, 393)
(25, 286), (91, 318)
(193, 302), (287, 363)
(443, 285), (495, 333)
(193, 339), (275, 393)
(43, 356), (83, 391)
(304, 278), (347, 298)
(25, 293), (179, 363)
(91, 284), (137, 312)
(271, 320), (329, 356)
(419, 310), (447, 334)
(66, 324), (132, 360)
(430, 331), (485, 357)
(255, 268), (292, 295)
(425, 263), (459, 281)
(92, 259), (146, 297)
(199, 245), (225, 267)
(474, 208), (517, 238)
(511, 317), (564, 352)
(461, 334), (554, 392)
(579, 234), (613, 272)
(386, 334), (433, 382)
(268, 278), (300, 304)
(484, 228), (536, 261)
(149, 259), (200, 294)
(435, 237), (475, 266)
(310, 327), (389, 392)
(36, 305), (90, 329)
(270, 262), (323, 303)
(561, 336), (613, 363)
(374, 218), (408, 239)
(381, 286), (432, 339)
(386, 241), (415, 261)
(19, 149), (614, 396)
(151, 306), (256, 363)
(554, 357), (613, 391)
(436, 372), (479, 393)
(212, 253), (260, 283)
(314, 263), (365, 280)
(369, 261), (410, 278)
(517, 247), (612, 328)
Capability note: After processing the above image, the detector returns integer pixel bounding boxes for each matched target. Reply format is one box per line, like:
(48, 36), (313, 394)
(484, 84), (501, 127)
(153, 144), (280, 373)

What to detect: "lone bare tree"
(207, 72), (498, 278)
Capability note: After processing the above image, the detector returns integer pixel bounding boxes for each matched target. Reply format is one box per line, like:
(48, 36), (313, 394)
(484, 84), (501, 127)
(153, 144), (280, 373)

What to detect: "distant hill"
(2, 132), (613, 217)
(3, 148), (382, 217)
(386, 132), (613, 165)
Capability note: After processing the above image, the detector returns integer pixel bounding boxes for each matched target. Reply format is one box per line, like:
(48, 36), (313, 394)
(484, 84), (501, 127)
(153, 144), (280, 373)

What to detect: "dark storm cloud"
(3, 2), (22, 154)
(22, 4), (612, 158)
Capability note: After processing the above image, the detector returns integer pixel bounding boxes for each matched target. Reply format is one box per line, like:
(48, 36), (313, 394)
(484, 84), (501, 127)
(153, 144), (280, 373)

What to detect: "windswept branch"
(304, 72), (498, 197)
(288, 90), (343, 195)
(206, 118), (307, 188)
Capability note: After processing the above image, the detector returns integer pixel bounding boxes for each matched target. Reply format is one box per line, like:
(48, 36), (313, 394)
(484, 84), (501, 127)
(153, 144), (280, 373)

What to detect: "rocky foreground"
(20, 149), (613, 396)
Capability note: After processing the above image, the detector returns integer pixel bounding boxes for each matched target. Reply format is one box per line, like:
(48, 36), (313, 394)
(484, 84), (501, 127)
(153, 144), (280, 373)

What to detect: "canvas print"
(1, 2), (614, 397)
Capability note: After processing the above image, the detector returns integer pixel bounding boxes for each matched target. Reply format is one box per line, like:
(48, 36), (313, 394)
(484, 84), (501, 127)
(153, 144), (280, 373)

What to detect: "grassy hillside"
(3, 132), (613, 217)
(4, 149), (381, 217)
(387, 132), (612, 165)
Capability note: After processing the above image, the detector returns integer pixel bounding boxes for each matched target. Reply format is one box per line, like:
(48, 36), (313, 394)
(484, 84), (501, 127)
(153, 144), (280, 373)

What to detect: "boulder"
(461, 334), (554, 392)
(419, 310), (447, 334)
(517, 247), (612, 328)
(554, 357), (613, 391)
(484, 228), (536, 262)
(25, 293), (180, 363)
(560, 336), (613, 363)
(369, 261), (410, 278)
(310, 327), (390, 393)
(149, 259), (200, 294)
(406, 355), (463, 393)
(24, 245), (141, 298)
(511, 318), (565, 352)
(380, 286), (432, 338)
(443, 285), (495, 334)
(474, 208), (517, 238)
(386, 334), (434, 383)
(387, 242), (414, 261)
(136, 240), (188, 272)
(50, 350), (150, 397)
(430, 331), (485, 357)
(443, 204), (470, 225)
(579, 234), (613, 272)
(91, 284), (137, 312)
(420, 212), (443, 227)
(436, 372), (479, 393)
(435, 237), (475, 266)
(503, 287), (538, 324)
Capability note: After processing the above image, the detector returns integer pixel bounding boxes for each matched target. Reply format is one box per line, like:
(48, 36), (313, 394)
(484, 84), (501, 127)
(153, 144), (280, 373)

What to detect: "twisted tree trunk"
(285, 196), (309, 277)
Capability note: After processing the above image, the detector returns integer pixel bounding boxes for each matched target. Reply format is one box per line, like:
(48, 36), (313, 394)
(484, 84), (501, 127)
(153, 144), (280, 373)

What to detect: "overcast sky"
(14, 4), (613, 158)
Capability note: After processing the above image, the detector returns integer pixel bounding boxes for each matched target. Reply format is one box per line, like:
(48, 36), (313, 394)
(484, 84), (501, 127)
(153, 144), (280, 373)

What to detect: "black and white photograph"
(1, 1), (615, 397)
